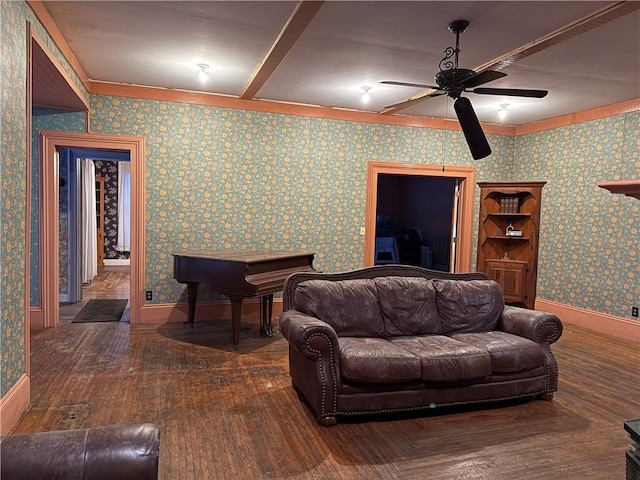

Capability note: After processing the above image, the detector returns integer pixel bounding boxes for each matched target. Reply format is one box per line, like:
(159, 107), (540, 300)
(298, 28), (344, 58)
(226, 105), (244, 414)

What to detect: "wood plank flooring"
(15, 279), (640, 479)
(59, 266), (130, 323)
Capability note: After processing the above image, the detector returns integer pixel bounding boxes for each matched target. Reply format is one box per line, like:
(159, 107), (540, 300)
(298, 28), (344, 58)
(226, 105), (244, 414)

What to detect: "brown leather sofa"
(0, 423), (160, 479)
(279, 265), (563, 426)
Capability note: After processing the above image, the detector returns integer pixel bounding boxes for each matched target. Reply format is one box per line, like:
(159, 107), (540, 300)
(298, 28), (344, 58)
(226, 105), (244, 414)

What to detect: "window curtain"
(117, 161), (131, 252)
(81, 158), (97, 283)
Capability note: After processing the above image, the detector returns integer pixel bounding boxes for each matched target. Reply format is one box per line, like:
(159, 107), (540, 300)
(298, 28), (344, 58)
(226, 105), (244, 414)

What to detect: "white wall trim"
(536, 298), (640, 341)
(0, 374), (30, 435)
(103, 259), (130, 266)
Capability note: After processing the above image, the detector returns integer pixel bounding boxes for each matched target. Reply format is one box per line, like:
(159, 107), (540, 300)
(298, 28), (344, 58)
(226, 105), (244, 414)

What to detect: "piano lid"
(171, 250), (315, 264)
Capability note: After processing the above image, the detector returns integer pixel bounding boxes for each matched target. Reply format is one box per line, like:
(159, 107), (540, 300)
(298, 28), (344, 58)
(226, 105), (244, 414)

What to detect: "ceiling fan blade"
(460, 70), (507, 88)
(380, 80), (440, 89)
(470, 87), (549, 98)
(383, 91), (445, 110)
(453, 96), (492, 160)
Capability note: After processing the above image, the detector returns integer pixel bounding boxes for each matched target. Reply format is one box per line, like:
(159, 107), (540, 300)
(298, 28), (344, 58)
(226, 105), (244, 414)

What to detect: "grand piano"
(172, 250), (315, 346)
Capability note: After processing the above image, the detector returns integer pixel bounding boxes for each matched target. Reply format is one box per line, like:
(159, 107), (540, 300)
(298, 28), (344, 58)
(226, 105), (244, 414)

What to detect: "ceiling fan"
(381, 20), (548, 160)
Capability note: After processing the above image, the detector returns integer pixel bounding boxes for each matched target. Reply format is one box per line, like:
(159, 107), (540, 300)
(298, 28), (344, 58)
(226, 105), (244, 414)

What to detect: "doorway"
(58, 148), (132, 323)
(364, 162), (476, 272)
(375, 174), (458, 271)
(38, 131), (144, 328)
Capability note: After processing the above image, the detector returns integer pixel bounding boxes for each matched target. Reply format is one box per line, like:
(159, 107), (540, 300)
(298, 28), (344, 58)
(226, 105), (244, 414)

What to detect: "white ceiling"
(41, 1), (640, 126)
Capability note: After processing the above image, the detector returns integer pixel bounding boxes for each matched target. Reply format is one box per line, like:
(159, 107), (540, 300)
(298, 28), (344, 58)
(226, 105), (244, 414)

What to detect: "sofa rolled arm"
(0, 423), (160, 480)
(279, 310), (340, 361)
(500, 305), (563, 344)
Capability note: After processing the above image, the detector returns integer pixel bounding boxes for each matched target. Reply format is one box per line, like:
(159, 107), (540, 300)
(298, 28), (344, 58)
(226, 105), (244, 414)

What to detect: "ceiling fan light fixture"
(197, 63), (209, 83)
(361, 86), (371, 104)
(498, 103), (509, 121)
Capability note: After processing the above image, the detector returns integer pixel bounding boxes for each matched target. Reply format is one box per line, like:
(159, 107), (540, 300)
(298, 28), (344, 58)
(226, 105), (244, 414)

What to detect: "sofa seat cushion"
(450, 332), (545, 373)
(338, 337), (422, 384)
(434, 279), (504, 333)
(374, 276), (442, 336)
(294, 279), (384, 337)
(389, 335), (491, 382)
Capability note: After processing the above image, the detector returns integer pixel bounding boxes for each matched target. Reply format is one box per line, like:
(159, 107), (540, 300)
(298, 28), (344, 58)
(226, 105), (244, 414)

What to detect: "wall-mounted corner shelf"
(598, 180), (640, 200)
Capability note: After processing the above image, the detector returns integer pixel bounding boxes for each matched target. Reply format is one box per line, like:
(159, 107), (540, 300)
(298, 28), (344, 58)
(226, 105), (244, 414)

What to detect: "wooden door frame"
(38, 131), (145, 327)
(364, 162), (475, 272)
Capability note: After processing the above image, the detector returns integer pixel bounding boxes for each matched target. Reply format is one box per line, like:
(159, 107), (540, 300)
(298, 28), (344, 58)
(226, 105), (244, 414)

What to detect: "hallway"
(59, 265), (130, 323)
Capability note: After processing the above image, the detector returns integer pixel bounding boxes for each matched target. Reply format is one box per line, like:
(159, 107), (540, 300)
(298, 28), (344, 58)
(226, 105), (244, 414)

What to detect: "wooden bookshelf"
(476, 181), (546, 309)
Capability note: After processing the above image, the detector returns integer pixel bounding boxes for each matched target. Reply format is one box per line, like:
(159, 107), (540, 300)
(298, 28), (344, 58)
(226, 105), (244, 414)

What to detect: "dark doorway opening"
(375, 174), (457, 271)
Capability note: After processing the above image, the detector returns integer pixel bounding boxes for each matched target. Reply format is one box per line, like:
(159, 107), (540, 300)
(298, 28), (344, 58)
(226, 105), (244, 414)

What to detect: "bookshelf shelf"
(486, 213), (531, 218)
(487, 236), (530, 241)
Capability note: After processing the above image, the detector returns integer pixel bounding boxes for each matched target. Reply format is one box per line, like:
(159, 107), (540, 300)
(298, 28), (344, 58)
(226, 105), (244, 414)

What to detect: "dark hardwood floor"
(16, 275), (640, 479)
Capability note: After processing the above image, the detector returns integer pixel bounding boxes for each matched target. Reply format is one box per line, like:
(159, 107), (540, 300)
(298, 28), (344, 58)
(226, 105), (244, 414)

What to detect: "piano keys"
(172, 250), (315, 346)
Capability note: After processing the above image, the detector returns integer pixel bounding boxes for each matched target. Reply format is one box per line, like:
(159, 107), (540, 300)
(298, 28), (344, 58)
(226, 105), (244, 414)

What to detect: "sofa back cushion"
(293, 279), (384, 337)
(374, 276), (442, 336)
(434, 279), (504, 333)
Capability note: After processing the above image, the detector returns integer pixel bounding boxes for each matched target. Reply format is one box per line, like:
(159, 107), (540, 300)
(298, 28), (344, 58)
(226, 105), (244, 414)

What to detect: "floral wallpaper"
(2, 1), (89, 396)
(94, 160), (129, 260)
(59, 152), (69, 297)
(89, 96), (515, 304)
(89, 94), (638, 320)
(1, 1), (29, 397)
(513, 112), (639, 318)
(31, 109), (87, 306)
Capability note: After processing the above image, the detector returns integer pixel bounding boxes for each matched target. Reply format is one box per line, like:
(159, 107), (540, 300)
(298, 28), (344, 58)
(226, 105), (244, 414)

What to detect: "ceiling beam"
(240, 1), (325, 100)
(379, 1), (640, 115)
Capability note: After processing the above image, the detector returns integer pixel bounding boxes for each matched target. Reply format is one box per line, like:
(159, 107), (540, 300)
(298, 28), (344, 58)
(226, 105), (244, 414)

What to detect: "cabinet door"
(485, 260), (527, 304)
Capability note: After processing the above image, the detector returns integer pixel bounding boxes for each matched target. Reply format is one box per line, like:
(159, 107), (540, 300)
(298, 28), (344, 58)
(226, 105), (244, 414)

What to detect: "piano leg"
(229, 297), (243, 349)
(260, 294), (274, 337)
(185, 282), (199, 328)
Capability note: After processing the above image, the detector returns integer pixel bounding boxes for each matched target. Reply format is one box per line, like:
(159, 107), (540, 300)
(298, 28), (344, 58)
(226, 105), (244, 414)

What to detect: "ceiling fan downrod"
(439, 19), (469, 72)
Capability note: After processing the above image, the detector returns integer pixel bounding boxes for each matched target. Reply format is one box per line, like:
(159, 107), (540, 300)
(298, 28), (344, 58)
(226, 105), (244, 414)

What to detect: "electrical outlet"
(146, 290), (153, 301)
(632, 306), (639, 318)
(359, 227), (365, 236)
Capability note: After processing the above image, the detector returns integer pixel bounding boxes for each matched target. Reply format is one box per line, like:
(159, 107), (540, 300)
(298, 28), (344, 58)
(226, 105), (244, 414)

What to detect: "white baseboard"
(59, 294), (69, 303)
(536, 298), (640, 341)
(104, 259), (130, 266)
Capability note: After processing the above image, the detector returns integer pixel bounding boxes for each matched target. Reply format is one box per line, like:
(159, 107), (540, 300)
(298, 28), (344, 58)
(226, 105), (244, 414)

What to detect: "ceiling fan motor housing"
(434, 68), (476, 90)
